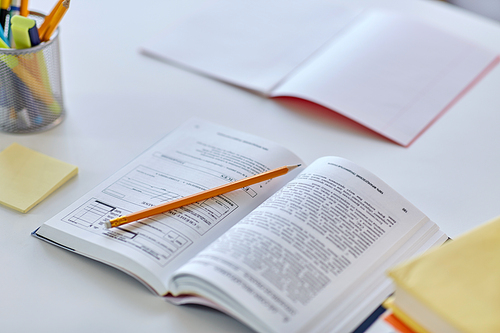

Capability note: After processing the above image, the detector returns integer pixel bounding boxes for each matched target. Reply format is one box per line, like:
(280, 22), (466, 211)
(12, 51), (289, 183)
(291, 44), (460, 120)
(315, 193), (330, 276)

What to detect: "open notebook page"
(272, 11), (499, 146)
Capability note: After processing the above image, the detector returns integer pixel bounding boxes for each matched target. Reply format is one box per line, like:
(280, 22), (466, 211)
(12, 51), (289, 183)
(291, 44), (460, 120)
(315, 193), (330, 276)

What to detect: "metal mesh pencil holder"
(0, 12), (65, 133)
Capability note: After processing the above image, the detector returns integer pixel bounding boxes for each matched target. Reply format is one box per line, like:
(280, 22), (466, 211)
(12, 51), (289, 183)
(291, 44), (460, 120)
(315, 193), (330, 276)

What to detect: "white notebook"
(141, 0), (499, 146)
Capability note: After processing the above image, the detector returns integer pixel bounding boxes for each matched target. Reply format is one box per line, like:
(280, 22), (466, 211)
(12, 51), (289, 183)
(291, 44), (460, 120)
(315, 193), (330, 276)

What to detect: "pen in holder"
(0, 12), (65, 133)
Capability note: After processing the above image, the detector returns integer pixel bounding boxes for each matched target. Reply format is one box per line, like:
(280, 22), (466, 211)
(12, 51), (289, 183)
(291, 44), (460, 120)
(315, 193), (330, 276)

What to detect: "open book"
(141, 0), (499, 147)
(34, 118), (447, 333)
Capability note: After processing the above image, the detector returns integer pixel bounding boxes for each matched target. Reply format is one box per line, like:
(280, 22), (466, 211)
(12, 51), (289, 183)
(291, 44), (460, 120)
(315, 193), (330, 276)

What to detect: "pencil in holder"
(0, 12), (65, 133)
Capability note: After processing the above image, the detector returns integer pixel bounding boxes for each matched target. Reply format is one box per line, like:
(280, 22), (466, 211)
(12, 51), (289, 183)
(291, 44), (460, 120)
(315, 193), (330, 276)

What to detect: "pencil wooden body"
(108, 164), (300, 228)
(39, 0), (63, 38)
(20, 0), (29, 17)
(41, 0), (69, 42)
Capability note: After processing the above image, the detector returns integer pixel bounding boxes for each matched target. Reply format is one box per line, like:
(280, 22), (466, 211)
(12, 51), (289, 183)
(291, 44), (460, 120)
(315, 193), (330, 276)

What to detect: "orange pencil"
(38, 0), (62, 38)
(41, 0), (70, 42)
(105, 164), (302, 228)
(20, 0), (28, 16)
(41, 0), (69, 42)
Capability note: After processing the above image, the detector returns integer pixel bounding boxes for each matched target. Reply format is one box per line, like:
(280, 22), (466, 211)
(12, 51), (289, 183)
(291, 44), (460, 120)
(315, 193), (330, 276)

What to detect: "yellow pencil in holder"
(5, 56), (60, 112)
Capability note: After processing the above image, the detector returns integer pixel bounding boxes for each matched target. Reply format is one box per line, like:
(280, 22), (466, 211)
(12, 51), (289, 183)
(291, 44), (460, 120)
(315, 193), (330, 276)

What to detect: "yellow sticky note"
(0, 143), (78, 213)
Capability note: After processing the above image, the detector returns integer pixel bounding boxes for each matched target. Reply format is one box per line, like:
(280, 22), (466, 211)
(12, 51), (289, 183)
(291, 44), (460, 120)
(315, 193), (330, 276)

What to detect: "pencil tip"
(104, 221), (111, 229)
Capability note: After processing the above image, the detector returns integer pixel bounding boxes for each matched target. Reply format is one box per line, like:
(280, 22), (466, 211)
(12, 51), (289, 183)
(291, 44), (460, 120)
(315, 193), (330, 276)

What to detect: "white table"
(1, 0), (500, 332)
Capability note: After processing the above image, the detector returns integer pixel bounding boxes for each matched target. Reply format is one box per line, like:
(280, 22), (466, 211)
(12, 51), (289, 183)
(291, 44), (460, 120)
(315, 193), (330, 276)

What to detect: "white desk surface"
(1, 0), (499, 332)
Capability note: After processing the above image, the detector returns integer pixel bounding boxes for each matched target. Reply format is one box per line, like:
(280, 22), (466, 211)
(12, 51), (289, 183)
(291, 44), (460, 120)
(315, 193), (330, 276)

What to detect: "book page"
(271, 11), (499, 146)
(170, 157), (435, 333)
(141, 0), (362, 94)
(34, 118), (303, 295)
